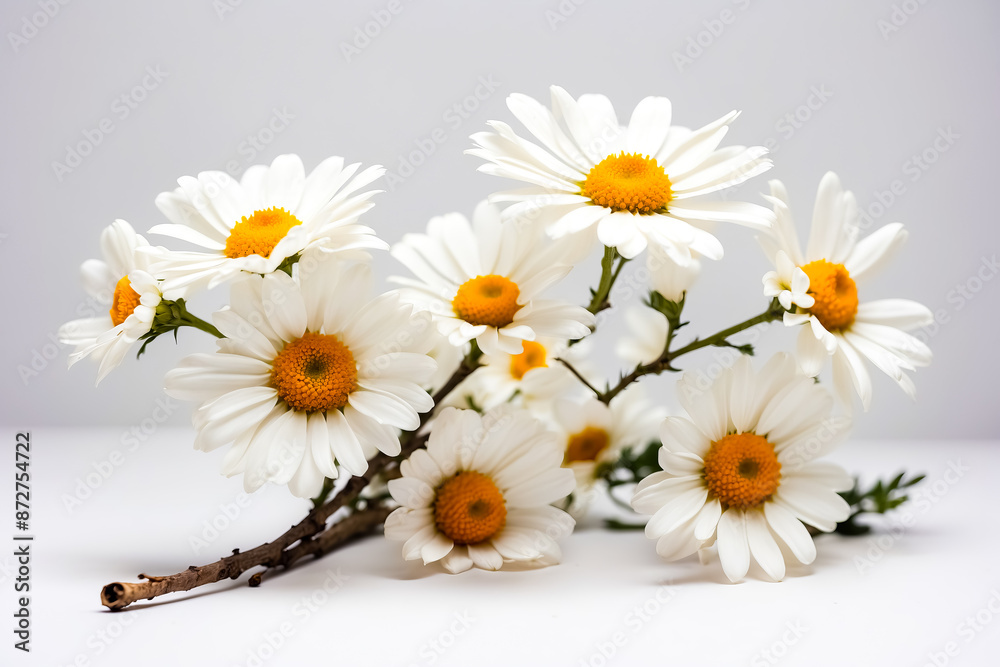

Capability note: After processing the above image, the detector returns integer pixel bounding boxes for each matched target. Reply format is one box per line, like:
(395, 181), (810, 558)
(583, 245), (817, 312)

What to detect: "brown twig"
(248, 503), (393, 587)
(100, 353), (479, 611)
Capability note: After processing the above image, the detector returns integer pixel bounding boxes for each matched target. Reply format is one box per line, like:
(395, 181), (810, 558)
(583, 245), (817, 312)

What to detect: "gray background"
(2, 0), (997, 438)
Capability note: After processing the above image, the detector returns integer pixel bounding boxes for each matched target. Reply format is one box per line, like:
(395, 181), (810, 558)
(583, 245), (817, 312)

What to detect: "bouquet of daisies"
(59, 86), (932, 609)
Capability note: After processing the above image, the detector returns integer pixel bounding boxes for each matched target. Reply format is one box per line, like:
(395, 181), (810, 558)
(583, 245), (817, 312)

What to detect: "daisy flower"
(390, 200), (594, 356)
(468, 85), (774, 263)
(631, 354), (853, 582)
(759, 172), (933, 410)
(416, 322), (466, 395)
(649, 243), (701, 303)
(615, 246), (700, 366)
(616, 306), (668, 367)
(553, 385), (665, 493)
(59, 220), (162, 384)
(445, 336), (593, 417)
(385, 407), (576, 573)
(163, 254), (437, 498)
(145, 154), (386, 297)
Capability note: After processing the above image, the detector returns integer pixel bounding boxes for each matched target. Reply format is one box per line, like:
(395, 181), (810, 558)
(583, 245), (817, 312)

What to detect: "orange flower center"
(452, 275), (521, 328)
(109, 276), (141, 327)
(702, 433), (781, 510)
(433, 471), (507, 545)
(800, 260), (859, 331)
(270, 332), (357, 412)
(564, 426), (610, 464)
(224, 207), (302, 259)
(580, 152), (673, 214)
(509, 340), (548, 380)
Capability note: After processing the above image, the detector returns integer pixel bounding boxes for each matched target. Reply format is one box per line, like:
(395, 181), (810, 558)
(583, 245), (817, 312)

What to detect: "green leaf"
(604, 518), (648, 531)
(647, 290), (686, 323)
(833, 471), (926, 537)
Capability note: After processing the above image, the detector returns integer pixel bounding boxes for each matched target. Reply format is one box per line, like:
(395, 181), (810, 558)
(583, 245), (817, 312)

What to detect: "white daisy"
(615, 246), (699, 367)
(59, 220), (163, 384)
(648, 243), (701, 303)
(631, 354), (853, 582)
(163, 254), (437, 498)
(616, 306), (668, 367)
(553, 384), (665, 493)
(759, 172), (933, 410)
(145, 154), (386, 297)
(389, 200), (594, 356)
(417, 323), (467, 395)
(445, 336), (593, 418)
(385, 407), (576, 573)
(468, 85), (774, 263)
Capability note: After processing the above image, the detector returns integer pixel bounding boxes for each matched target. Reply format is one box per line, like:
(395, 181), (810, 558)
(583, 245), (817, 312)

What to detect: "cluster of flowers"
(61, 86), (932, 582)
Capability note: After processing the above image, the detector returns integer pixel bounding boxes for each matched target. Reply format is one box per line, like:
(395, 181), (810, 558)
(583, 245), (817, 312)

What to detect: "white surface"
(3, 427), (998, 666)
(3, 0), (999, 439)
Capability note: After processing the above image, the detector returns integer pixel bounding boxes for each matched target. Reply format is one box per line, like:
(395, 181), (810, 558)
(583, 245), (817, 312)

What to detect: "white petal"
(716, 509), (750, 582)
(764, 502), (816, 564)
(746, 510), (785, 581)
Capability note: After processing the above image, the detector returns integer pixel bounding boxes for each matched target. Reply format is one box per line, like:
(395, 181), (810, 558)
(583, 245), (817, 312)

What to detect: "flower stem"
(557, 357), (602, 397)
(310, 477), (335, 509)
(99, 354), (486, 610)
(177, 311), (224, 338)
(586, 245), (626, 315)
(569, 246), (629, 348)
(597, 298), (785, 405)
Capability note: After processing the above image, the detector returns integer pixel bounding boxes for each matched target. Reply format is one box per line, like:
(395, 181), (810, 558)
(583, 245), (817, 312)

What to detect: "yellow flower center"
(702, 433), (781, 510)
(509, 340), (548, 380)
(109, 276), (141, 327)
(452, 275), (521, 328)
(433, 471), (507, 545)
(270, 332), (357, 412)
(580, 152), (673, 214)
(224, 207), (302, 259)
(564, 426), (610, 464)
(800, 260), (859, 331)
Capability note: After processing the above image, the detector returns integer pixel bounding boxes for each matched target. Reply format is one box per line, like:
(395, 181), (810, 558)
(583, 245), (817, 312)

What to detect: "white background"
(5, 429), (999, 666)
(1, 2), (999, 665)
(1, 0), (998, 438)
